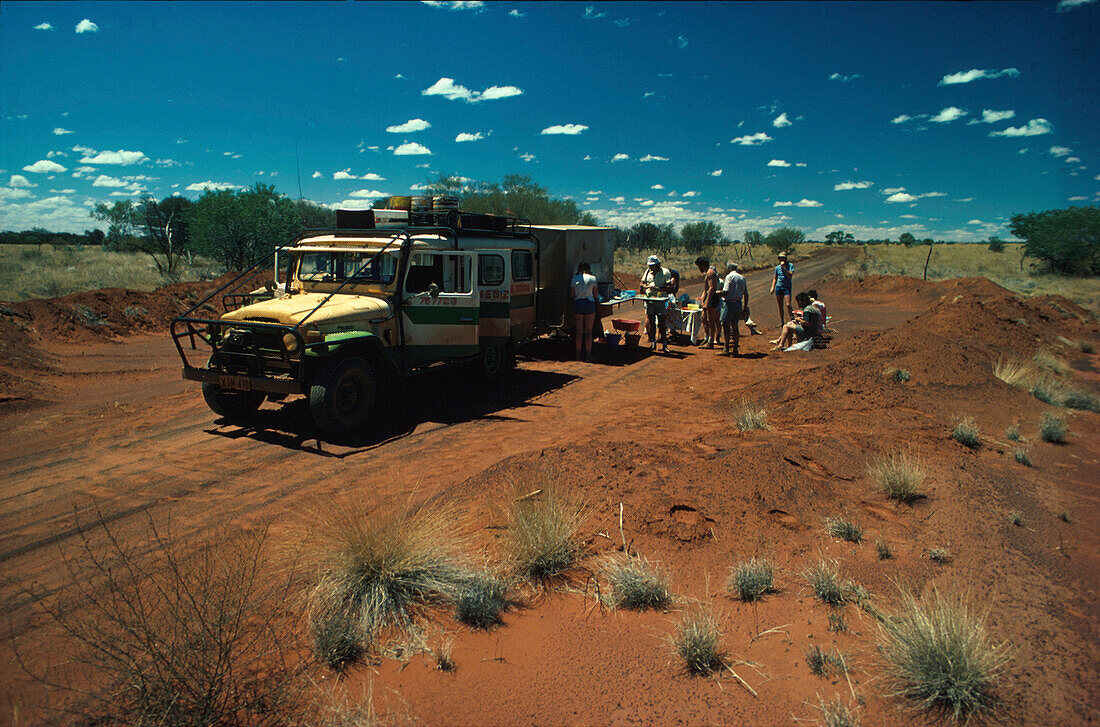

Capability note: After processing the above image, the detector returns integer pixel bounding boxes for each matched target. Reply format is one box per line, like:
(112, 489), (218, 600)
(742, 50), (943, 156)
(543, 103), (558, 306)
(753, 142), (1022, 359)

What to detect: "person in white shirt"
(720, 261), (749, 356)
(639, 255), (673, 352)
(570, 261), (599, 361)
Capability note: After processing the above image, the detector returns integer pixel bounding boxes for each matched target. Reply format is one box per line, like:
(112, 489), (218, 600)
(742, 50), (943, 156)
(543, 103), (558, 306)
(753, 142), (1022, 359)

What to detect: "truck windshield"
(297, 249), (399, 284)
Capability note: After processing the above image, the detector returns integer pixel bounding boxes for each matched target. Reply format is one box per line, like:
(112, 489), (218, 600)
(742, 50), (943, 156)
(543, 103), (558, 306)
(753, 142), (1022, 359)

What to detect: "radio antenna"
(295, 140), (304, 200)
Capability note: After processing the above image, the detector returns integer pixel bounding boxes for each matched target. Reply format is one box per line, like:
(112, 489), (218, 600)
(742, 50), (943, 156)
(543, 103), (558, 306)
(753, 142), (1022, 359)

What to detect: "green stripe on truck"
(404, 306), (479, 325)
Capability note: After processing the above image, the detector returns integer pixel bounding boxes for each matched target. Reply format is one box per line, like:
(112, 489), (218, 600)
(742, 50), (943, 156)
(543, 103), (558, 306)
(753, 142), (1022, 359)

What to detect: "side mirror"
(264, 280), (276, 293)
(429, 282), (441, 299)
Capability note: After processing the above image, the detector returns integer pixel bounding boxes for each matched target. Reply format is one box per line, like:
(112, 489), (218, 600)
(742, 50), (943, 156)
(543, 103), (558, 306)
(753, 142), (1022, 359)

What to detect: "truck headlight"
(282, 332), (300, 353)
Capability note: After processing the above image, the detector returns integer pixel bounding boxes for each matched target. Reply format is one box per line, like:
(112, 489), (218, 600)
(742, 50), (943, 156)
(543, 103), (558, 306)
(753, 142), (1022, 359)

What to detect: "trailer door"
(401, 251), (479, 366)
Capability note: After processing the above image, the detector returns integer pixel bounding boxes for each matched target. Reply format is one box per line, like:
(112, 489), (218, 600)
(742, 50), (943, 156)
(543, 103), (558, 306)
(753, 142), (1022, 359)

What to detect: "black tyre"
(202, 382), (265, 422)
(309, 356), (376, 435)
(480, 342), (515, 382)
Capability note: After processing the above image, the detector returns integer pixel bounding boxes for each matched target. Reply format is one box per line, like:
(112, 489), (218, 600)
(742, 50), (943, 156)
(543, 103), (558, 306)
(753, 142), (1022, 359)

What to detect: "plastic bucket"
(605, 333), (621, 347)
(625, 333), (641, 347)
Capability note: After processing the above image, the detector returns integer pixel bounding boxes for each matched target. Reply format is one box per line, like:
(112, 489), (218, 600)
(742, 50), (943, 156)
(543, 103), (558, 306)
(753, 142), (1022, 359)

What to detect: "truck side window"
(405, 253), (443, 294)
(512, 250), (533, 281)
(444, 254), (472, 293)
(479, 255), (505, 286)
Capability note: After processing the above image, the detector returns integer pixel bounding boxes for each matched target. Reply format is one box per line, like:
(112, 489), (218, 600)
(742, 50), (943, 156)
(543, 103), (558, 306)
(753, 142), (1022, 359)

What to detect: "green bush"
(1009, 206), (1100, 275)
(951, 418), (981, 448)
(727, 557), (775, 602)
(600, 554), (673, 611)
(673, 610), (724, 675)
(1040, 413), (1068, 443)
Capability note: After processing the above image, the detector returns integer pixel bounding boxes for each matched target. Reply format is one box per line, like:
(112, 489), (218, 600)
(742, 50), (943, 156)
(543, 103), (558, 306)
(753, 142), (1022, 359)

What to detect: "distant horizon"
(1, 1), (1097, 241)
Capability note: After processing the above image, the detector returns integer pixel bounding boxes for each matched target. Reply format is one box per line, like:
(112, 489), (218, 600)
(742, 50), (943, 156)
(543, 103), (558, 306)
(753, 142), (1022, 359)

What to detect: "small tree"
(899, 232), (916, 248)
(743, 230), (763, 247)
(188, 184), (303, 270)
(680, 221), (722, 254)
(764, 227), (804, 256)
(987, 236), (1005, 253)
(1009, 206), (1099, 274)
(825, 230), (855, 245)
(91, 200), (140, 251)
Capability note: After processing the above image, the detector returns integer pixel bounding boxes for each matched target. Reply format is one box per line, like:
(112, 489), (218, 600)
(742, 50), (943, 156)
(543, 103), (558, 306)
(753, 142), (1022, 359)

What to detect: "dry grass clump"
(506, 487), (586, 583)
(727, 557), (776, 602)
(927, 547), (952, 564)
(878, 588), (1012, 721)
(870, 454), (926, 503)
(1007, 511), (1024, 527)
(1039, 412), (1068, 443)
(875, 539), (893, 560)
(1062, 389), (1100, 412)
(303, 501), (472, 667)
(825, 516), (864, 544)
(804, 558), (847, 606)
(14, 513), (312, 725)
(433, 638), (455, 671)
(810, 693), (862, 727)
(1013, 449), (1031, 466)
(673, 609), (724, 675)
(1005, 425), (1021, 441)
(735, 404), (769, 431)
(951, 418), (981, 448)
(600, 554), (674, 611)
(807, 644), (850, 678)
(1030, 377), (1065, 405)
(1033, 349), (1070, 376)
(455, 571), (511, 629)
(992, 357), (1036, 389)
(829, 612), (849, 633)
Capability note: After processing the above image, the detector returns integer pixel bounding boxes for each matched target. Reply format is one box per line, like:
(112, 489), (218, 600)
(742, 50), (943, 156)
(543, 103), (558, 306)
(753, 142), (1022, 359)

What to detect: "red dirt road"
(2, 248), (1098, 725)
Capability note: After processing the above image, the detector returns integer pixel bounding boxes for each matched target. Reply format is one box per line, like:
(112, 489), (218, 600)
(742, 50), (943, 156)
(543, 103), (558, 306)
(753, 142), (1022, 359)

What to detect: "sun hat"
(777, 252), (787, 259)
(647, 255), (661, 265)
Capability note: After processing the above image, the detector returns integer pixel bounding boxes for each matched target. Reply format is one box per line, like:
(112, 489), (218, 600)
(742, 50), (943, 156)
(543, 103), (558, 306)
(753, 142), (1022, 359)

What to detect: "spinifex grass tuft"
(455, 571), (510, 629)
(890, 368), (911, 383)
(993, 357), (1035, 389)
(1062, 390), (1100, 412)
(673, 610), (724, 675)
(1013, 449), (1031, 466)
(736, 405), (769, 431)
(600, 554), (673, 611)
(927, 548), (951, 564)
(1039, 412), (1068, 443)
(951, 418), (981, 448)
(1008, 511), (1024, 527)
(1030, 377), (1064, 405)
(870, 454), (926, 503)
(1033, 350), (1070, 375)
(506, 487), (586, 583)
(875, 539), (893, 560)
(811, 693), (861, 727)
(804, 558), (847, 606)
(727, 557), (776, 602)
(878, 588), (1012, 721)
(1005, 425), (1021, 441)
(826, 516), (864, 543)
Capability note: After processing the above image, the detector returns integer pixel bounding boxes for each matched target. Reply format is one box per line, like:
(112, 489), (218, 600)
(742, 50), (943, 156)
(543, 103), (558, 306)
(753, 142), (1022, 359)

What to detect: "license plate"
(218, 374), (252, 392)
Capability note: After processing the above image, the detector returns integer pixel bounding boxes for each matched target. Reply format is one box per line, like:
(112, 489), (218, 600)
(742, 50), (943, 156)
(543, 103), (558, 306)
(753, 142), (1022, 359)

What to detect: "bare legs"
(574, 311), (595, 360)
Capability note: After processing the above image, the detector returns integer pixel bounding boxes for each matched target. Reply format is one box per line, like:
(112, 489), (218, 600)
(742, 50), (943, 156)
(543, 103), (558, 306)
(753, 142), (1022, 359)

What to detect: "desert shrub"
(1058, 511), (1071, 522)
(829, 612), (848, 633)
(878, 588), (1012, 721)
(807, 645), (850, 678)
(600, 554), (673, 611)
(875, 539), (893, 560)
(673, 610), (724, 675)
(1062, 390), (1100, 412)
(15, 513), (312, 726)
(1033, 350), (1070, 375)
(736, 404), (769, 431)
(804, 558), (847, 606)
(826, 516), (864, 543)
(1039, 413), (1068, 443)
(303, 501), (472, 663)
(1030, 377), (1064, 405)
(1005, 425), (1020, 441)
(870, 453), (926, 503)
(1014, 449), (1032, 467)
(455, 571), (510, 629)
(1081, 340), (1095, 353)
(123, 305), (149, 318)
(506, 488), (586, 583)
(433, 638), (455, 671)
(1007, 511), (1024, 527)
(927, 548), (952, 564)
(71, 303), (107, 326)
(727, 557), (775, 602)
(311, 604), (365, 671)
(993, 357), (1035, 389)
(811, 693), (861, 727)
(951, 418), (981, 448)
(889, 368), (911, 383)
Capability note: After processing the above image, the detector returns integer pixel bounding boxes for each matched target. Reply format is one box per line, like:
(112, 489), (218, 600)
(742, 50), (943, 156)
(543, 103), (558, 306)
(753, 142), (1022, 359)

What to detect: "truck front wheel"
(309, 356), (376, 435)
(202, 383), (265, 423)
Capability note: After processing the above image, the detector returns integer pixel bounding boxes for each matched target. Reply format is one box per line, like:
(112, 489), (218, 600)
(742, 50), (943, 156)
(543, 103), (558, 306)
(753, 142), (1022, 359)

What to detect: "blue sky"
(1, 0), (1097, 241)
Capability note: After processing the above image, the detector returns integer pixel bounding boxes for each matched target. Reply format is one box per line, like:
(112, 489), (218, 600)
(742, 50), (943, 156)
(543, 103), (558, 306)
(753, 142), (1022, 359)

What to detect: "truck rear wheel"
(309, 356), (376, 435)
(480, 342), (515, 382)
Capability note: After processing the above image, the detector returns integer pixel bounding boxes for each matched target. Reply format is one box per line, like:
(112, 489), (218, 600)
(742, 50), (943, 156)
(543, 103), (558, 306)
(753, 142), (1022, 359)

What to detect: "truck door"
(401, 251), (480, 366)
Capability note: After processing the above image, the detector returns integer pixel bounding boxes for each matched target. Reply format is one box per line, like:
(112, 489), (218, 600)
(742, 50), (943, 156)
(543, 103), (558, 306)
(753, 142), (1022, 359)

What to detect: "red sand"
(1, 249), (1097, 725)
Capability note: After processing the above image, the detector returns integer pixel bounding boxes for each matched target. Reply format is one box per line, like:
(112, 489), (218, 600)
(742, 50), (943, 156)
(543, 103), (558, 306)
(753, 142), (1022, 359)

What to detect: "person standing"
(694, 256), (720, 349)
(570, 261), (599, 361)
(720, 261), (749, 356)
(639, 255), (672, 353)
(769, 252), (794, 326)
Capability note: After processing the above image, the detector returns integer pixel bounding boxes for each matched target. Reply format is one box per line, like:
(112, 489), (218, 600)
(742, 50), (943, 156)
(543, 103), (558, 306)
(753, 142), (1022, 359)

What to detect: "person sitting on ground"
(694, 256), (721, 349)
(639, 254), (673, 352)
(719, 260), (749, 356)
(570, 261), (599, 361)
(807, 289), (828, 336)
(771, 291), (821, 351)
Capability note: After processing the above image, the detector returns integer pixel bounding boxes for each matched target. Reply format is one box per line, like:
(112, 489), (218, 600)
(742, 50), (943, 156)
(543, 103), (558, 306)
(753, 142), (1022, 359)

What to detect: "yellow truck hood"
(221, 292), (391, 326)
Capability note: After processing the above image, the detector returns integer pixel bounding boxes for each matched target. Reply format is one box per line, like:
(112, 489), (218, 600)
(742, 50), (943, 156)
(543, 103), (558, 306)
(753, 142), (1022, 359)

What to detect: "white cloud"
(891, 114), (913, 124)
(967, 219), (983, 225)
(0, 188), (33, 200)
(583, 6), (607, 19)
(1068, 196), (1089, 201)
(886, 192), (918, 203)
(23, 159), (67, 173)
(938, 68), (1020, 85)
(185, 180), (242, 192)
(639, 154), (669, 162)
(421, 77), (522, 103)
(393, 142), (432, 156)
(834, 181), (873, 190)
(91, 175), (127, 187)
(682, 191), (699, 197)
(34, 22), (53, 31)
(708, 169), (722, 177)
(71, 166), (96, 178)
(386, 118), (431, 133)
(1049, 146), (1073, 157)
(455, 132), (485, 142)
(651, 184), (665, 190)
(52, 127), (74, 136)
(311, 171), (322, 178)
(675, 35), (688, 49)
(731, 132), (772, 146)
(956, 198), (975, 202)
(79, 149), (148, 165)
(348, 189), (389, 198)
(773, 113), (792, 128)
(990, 119), (1052, 137)
(1065, 156), (1082, 163)
(977, 109), (1016, 124)
(509, 9), (526, 17)
(421, 1), (485, 10)
(767, 159), (791, 167)
(541, 124), (588, 135)
(609, 196), (625, 203)
(1057, 0), (1096, 11)
(929, 106), (967, 123)
(611, 153), (629, 162)
(829, 72), (861, 82)
(614, 19), (633, 28)
(9, 175), (35, 188)
(519, 152), (536, 162)
(332, 169), (384, 181)
(774, 199), (822, 208)
(75, 19), (99, 34)
(47, 150), (67, 158)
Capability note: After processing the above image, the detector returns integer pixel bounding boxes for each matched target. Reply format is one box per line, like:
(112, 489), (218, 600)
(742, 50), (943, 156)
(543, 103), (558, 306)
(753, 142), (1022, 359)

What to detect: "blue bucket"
(605, 333), (621, 346)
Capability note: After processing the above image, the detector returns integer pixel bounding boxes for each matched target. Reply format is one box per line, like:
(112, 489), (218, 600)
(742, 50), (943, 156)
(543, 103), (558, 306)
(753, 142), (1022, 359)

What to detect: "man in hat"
(639, 254), (673, 352)
(720, 260), (749, 356)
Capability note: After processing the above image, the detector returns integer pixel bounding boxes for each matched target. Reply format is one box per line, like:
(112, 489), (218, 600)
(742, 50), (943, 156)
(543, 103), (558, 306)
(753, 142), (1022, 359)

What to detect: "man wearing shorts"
(720, 261), (749, 356)
(694, 256), (720, 349)
(639, 255), (672, 352)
